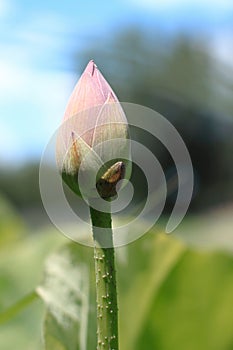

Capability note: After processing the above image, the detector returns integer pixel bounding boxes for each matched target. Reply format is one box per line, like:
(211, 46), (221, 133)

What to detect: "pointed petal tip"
(85, 59), (98, 76)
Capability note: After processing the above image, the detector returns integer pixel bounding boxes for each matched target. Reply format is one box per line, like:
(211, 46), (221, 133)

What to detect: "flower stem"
(89, 201), (119, 350)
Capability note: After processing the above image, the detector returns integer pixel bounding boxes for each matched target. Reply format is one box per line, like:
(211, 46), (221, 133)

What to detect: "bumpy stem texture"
(89, 203), (119, 350)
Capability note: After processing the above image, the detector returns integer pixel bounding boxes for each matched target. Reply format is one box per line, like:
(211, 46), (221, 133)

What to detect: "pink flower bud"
(56, 60), (131, 198)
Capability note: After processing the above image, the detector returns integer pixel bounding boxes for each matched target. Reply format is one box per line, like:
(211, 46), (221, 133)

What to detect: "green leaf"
(135, 249), (233, 350)
(0, 298), (44, 350)
(37, 243), (96, 350)
(117, 230), (233, 350)
(0, 223), (66, 349)
(117, 231), (186, 350)
(0, 227), (66, 310)
(0, 291), (39, 325)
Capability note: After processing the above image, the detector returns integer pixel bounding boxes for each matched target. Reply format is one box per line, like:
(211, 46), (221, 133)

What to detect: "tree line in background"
(0, 28), (233, 217)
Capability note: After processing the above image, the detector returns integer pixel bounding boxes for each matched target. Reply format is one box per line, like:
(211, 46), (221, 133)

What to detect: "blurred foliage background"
(0, 1), (233, 349)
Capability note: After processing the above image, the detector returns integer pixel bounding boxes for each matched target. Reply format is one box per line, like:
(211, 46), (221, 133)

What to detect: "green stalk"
(89, 201), (119, 350)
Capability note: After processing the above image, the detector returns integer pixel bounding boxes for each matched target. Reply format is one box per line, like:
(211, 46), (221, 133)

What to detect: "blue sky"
(0, 0), (233, 166)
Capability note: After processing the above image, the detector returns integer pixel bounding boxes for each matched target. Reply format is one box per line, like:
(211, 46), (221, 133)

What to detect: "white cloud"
(0, 0), (10, 17)
(0, 57), (75, 164)
(0, 60), (29, 97)
(15, 12), (69, 48)
(0, 9), (78, 164)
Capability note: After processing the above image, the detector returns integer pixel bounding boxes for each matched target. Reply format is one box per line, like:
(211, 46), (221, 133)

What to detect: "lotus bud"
(56, 60), (131, 199)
